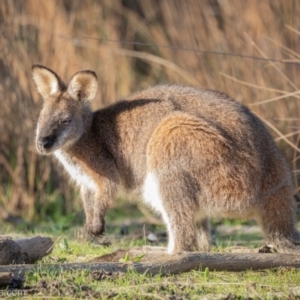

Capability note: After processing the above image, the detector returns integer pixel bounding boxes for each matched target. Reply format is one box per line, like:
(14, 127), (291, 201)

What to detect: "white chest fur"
(54, 150), (97, 191)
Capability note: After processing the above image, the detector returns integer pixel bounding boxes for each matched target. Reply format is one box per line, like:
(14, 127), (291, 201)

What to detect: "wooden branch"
(0, 236), (53, 265)
(1, 248), (300, 277)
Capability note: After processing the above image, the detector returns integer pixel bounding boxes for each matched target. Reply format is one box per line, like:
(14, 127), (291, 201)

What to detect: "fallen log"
(1, 248), (300, 277)
(0, 236), (53, 265)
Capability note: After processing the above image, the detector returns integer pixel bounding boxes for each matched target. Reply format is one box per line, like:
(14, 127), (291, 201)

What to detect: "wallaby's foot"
(164, 213), (200, 254)
(270, 231), (300, 254)
(263, 222), (300, 254)
(273, 243), (300, 254)
(164, 212), (204, 254)
(258, 185), (300, 254)
(85, 219), (106, 238)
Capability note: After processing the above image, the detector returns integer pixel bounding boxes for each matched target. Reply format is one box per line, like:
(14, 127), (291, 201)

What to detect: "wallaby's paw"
(85, 220), (105, 238)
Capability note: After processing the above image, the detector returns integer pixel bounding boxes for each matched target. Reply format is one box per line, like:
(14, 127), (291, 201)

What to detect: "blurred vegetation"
(0, 0), (300, 224)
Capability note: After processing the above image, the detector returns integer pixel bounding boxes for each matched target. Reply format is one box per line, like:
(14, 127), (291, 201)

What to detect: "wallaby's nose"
(38, 135), (55, 150)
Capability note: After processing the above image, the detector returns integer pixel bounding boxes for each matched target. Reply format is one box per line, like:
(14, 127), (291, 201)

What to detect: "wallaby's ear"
(32, 65), (65, 99)
(67, 70), (98, 103)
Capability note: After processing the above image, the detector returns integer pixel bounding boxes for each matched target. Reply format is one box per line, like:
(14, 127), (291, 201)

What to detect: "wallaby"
(32, 64), (300, 254)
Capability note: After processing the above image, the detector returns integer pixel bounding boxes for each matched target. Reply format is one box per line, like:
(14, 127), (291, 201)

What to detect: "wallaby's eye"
(61, 118), (71, 125)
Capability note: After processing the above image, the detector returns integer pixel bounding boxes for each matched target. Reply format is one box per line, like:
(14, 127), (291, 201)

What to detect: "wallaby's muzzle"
(36, 135), (57, 154)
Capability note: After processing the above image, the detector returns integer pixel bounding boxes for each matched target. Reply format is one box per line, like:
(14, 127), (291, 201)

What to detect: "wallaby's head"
(32, 65), (98, 155)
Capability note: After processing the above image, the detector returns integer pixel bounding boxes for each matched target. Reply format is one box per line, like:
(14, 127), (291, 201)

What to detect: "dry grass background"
(0, 0), (300, 221)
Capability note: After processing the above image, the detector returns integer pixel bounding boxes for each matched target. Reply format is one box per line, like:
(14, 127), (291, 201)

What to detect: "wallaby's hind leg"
(258, 185), (300, 253)
(163, 208), (199, 254)
(196, 218), (211, 251)
(157, 174), (201, 254)
(145, 112), (219, 253)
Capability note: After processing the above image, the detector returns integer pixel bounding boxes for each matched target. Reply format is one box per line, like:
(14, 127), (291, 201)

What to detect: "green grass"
(2, 202), (300, 299)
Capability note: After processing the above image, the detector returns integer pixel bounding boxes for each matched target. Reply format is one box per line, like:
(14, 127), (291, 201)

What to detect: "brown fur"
(32, 65), (300, 254)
